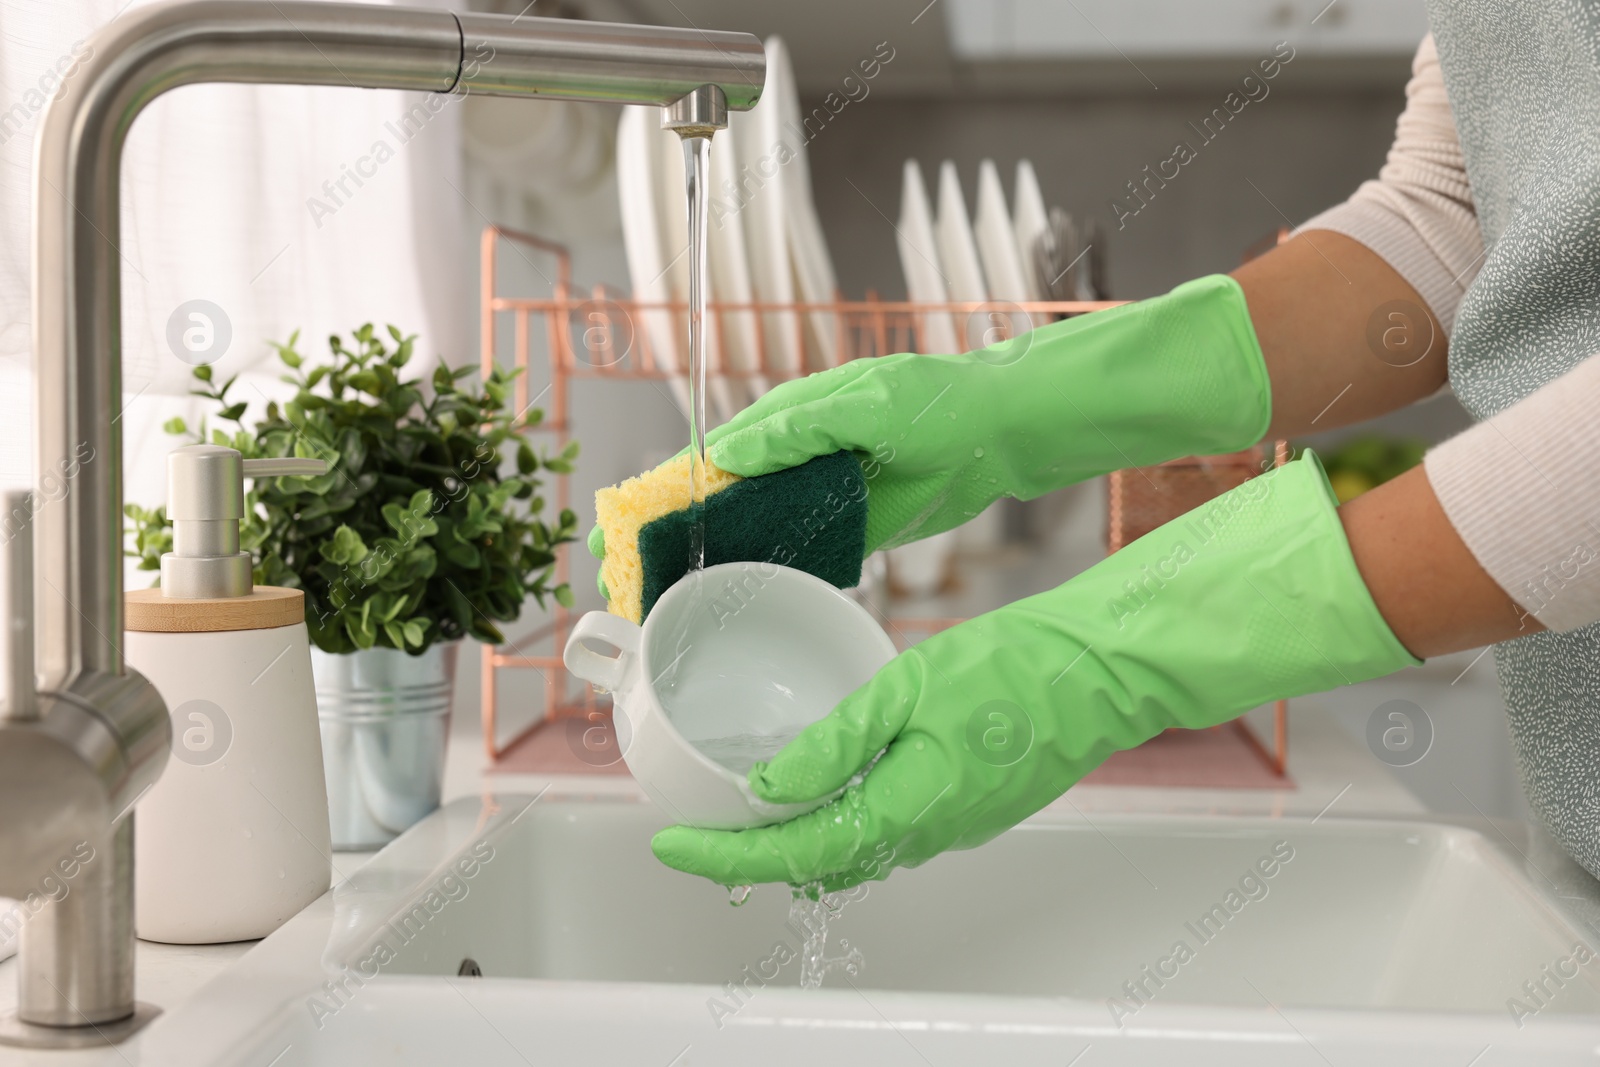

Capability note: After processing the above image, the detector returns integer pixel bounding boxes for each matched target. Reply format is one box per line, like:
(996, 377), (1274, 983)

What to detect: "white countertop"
(1, 644), (1586, 1065)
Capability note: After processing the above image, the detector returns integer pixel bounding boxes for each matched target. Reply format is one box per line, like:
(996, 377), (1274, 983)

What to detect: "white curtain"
(0, 0), (470, 515)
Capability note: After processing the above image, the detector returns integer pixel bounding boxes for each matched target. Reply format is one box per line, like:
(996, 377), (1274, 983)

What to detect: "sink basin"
(145, 795), (1600, 1065)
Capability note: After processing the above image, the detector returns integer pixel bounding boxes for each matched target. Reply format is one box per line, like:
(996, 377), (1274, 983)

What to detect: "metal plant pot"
(311, 641), (458, 850)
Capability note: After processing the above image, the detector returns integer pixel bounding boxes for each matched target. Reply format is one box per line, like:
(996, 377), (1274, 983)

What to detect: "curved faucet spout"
(17, 0), (763, 1040)
(33, 0), (763, 691)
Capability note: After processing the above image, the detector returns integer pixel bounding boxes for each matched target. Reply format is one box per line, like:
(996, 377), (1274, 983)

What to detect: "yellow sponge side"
(595, 453), (741, 623)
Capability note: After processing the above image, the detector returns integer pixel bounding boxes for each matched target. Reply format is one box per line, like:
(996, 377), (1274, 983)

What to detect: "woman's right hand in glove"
(701, 274), (1271, 553)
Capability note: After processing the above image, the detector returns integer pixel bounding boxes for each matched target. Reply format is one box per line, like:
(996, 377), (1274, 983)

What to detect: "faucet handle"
(3, 491), (34, 721)
(243, 457), (326, 479)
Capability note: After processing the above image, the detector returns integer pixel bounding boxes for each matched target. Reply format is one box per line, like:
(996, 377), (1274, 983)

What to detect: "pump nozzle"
(243, 457), (327, 479)
(160, 444), (327, 598)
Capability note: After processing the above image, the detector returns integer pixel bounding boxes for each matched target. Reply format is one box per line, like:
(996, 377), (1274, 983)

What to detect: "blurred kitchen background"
(0, 0), (1517, 823)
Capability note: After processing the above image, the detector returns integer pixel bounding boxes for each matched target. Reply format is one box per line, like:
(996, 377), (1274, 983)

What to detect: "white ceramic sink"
(144, 795), (1600, 1065)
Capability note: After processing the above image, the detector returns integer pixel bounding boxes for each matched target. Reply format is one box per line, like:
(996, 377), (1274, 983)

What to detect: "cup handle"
(563, 611), (642, 694)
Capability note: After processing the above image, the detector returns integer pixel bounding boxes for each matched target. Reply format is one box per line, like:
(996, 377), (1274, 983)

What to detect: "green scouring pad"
(594, 450), (868, 623)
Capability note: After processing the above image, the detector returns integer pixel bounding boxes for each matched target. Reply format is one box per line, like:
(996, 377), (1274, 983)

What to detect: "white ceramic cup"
(563, 561), (897, 830)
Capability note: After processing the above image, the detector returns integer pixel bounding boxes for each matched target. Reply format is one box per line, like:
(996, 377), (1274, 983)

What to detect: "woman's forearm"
(1233, 229), (1449, 439)
(1227, 230), (1532, 656)
(1339, 463), (1540, 657)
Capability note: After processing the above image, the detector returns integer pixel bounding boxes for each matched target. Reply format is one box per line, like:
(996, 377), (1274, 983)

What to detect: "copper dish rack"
(478, 224), (1288, 781)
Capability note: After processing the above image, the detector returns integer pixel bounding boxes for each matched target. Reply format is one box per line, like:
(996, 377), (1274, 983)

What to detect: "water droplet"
(973, 447), (984, 458)
(728, 885), (753, 907)
(914, 739), (926, 751)
(277, 869), (286, 879)
(947, 411), (957, 420)
(243, 829), (253, 839)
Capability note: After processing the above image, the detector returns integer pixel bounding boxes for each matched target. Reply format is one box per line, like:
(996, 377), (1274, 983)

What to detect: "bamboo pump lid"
(125, 586), (304, 633)
(124, 444), (324, 634)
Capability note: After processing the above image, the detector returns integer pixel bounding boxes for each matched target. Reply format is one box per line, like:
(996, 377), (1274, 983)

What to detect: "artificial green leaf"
(347, 612), (377, 650)
(446, 541), (481, 568)
(348, 370), (382, 395)
(322, 524), (369, 566)
(402, 619), (427, 648)
(376, 592), (405, 623)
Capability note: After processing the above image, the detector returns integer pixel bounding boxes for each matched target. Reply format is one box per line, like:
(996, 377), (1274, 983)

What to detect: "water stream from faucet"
(670, 123), (865, 992)
(647, 130), (714, 708)
(680, 133), (713, 574)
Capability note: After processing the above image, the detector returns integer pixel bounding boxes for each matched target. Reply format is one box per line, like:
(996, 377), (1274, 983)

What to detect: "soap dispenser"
(127, 444), (333, 944)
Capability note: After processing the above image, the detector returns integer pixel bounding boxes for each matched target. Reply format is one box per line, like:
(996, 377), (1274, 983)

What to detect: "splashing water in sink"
(789, 883), (866, 989)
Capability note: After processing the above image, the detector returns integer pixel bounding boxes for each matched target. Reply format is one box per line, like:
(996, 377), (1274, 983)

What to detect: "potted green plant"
(128, 324), (578, 846)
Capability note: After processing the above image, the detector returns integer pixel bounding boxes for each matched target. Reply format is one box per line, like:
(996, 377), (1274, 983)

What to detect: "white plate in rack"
(767, 36), (841, 373)
(617, 105), (691, 416)
(1013, 159), (1050, 302)
(892, 161), (962, 571)
(896, 159), (958, 355)
(707, 118), (769, 405)
(732, 55), (803, 386)
(935, 161), (990, 352)
(974, 158), (1037, 330)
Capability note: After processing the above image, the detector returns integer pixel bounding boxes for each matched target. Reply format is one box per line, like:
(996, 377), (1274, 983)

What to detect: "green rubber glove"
(586, 273), (1269, 568)
(651, 453), (1418, 890)
(706, 274), (1270, 553)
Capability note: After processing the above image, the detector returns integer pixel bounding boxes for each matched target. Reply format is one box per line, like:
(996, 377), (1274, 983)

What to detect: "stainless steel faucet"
(0, 0), (761, 1046)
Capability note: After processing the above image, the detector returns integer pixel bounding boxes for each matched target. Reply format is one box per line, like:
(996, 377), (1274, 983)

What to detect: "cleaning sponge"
(594, 450), (868, 623)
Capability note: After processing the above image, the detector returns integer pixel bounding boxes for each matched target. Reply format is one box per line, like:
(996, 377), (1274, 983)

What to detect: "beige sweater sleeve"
(1296, 35), (1483, 334)
(1426, 357), (1600, 633)
(1295, 36), (1600, 633)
